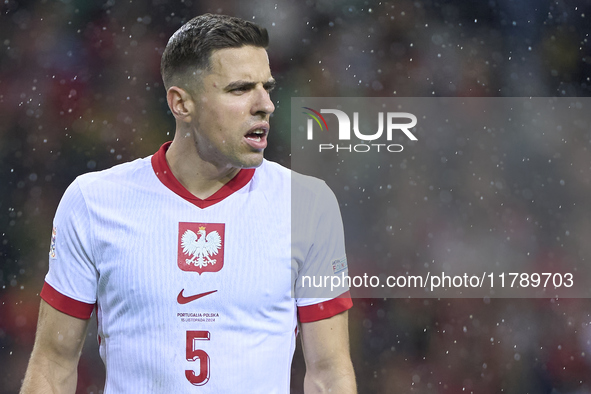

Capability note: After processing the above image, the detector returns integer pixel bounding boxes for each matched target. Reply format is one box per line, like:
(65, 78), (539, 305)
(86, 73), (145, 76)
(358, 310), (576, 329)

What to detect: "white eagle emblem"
(181, 226), (222, 268)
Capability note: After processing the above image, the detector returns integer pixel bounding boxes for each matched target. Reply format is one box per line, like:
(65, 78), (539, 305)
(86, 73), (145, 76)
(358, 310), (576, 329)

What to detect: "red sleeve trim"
(151, 142), (255, 209)
(40, 282), (95, 319)
(297, 291), (353, 323)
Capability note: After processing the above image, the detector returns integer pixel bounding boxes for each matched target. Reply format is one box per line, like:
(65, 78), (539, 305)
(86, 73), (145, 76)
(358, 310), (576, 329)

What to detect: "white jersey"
(41, 142), (351, 393)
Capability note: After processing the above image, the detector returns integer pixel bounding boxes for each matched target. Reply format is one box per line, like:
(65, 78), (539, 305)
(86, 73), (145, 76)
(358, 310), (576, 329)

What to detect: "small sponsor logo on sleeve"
(49, 227), (57, 259)
(331, 256), (347, 274)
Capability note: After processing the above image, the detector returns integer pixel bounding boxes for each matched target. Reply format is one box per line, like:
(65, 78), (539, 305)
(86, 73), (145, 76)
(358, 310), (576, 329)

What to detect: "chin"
(238, 155), (264, 169)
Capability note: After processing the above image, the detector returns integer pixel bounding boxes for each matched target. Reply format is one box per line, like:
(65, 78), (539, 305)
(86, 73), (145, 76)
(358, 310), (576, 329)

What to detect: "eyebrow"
(224, 79), (277, 92)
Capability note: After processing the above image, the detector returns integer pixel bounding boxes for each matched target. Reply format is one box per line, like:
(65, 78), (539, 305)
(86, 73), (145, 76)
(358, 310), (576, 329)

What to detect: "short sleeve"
(41, 179), (97, 319)
(293, 179), (352, 322)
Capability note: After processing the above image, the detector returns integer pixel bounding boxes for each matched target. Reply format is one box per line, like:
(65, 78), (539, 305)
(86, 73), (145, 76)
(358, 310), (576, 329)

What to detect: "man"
(21, 14), (356, 393)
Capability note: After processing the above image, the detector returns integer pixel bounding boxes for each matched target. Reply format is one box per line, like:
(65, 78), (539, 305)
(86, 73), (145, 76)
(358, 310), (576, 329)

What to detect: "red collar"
(151, 142), (255, 209)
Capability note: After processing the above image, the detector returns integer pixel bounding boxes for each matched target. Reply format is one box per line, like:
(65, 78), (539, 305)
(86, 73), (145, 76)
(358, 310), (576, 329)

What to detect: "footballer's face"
(188, 45), (275, 170)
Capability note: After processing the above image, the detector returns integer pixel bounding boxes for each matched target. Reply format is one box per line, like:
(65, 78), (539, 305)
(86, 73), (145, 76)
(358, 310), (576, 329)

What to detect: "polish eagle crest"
(181, 226), (222, 268)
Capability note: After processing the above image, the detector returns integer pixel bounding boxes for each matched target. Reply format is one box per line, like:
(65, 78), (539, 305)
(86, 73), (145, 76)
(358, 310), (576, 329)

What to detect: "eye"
(264, 82), (277, 93)
(231, 86), (248, 94)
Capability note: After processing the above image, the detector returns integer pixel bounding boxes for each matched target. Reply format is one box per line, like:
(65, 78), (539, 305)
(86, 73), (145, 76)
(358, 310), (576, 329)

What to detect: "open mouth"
(245, 129), (266, 142)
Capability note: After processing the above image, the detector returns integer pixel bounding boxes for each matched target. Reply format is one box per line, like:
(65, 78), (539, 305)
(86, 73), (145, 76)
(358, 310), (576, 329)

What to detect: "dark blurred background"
(1, 0), (591, 393)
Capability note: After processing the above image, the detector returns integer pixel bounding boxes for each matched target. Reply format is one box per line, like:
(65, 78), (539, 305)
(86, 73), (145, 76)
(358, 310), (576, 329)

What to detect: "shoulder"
(252, 159), (291, 184)
(255, 159), (333, 198)
(58, 156), (156, 212)
(73, 156), (154, 194)
(253, 160), (339, 222)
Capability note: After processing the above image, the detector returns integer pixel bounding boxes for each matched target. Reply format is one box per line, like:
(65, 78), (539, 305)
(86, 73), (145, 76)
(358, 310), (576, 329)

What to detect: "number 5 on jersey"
(186, 330), (210, 385)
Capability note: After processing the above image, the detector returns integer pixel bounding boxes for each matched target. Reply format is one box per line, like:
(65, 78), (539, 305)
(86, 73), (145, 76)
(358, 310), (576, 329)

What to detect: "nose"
(252, 85), (275, 116)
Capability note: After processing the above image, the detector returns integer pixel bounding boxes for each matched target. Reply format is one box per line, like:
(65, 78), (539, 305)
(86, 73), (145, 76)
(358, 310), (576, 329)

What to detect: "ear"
(167, 86), (194, 123)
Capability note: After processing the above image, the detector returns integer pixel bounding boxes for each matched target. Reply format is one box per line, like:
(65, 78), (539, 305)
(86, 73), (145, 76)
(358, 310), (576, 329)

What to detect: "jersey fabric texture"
(41, 142), (352, 393)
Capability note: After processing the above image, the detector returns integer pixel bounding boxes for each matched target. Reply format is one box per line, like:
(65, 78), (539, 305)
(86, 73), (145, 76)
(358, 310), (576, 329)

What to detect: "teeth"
(246, 135), (261, 142)
(253, 129), (264, 135)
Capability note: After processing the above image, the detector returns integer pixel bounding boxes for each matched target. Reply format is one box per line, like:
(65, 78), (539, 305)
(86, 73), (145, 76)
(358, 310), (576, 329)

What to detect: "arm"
(300, 310), (357, 394)
(20, 300), (90, 394)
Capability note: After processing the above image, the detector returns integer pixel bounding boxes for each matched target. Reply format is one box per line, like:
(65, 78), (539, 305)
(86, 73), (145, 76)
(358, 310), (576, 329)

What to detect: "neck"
(165, 135), (240, 200)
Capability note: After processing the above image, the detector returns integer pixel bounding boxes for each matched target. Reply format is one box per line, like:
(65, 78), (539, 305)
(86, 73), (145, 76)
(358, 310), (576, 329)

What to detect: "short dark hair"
(161, 14), (269, 90)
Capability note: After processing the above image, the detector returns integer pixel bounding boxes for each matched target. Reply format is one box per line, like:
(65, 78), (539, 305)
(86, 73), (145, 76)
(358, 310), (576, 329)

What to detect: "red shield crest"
(178, 222), (225, 275)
